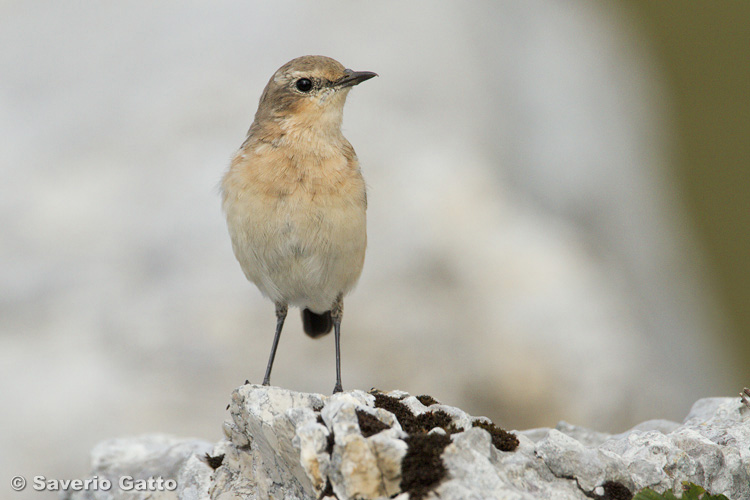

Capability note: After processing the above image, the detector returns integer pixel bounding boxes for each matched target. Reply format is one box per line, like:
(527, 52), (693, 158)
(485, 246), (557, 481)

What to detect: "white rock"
(69, 386), (750, 500)
(63, 434), (212, 500)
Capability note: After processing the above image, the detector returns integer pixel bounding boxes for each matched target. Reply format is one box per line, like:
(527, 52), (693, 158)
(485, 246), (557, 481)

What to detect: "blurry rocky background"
(1, 1), (748, 496)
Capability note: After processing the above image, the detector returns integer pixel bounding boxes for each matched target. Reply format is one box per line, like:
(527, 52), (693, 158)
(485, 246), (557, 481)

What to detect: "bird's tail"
(302, 308), (333, 338)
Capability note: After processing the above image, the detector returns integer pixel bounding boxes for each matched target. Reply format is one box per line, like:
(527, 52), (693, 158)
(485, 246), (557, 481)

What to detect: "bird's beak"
(335, 70), (378, 89)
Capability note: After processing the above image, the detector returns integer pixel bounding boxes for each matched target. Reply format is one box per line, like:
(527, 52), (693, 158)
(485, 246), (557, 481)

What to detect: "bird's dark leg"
(262, 302), (288, 386)
(331, 294), (344, 393)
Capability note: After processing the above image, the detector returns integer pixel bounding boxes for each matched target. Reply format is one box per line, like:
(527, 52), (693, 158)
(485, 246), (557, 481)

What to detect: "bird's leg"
(331, 294), (344, 393)
(262, 302), (288, 386)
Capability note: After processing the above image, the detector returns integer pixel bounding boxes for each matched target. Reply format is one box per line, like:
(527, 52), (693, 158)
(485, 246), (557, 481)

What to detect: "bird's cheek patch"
(316, 88), (337, 105)
(286, 99), (315, 117)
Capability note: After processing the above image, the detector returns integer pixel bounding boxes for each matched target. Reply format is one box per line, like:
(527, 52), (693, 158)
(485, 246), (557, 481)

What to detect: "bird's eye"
(295, 78), (313, 92)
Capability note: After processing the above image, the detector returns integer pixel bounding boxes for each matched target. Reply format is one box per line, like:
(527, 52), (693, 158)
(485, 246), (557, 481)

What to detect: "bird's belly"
(228, 194), (366, 312)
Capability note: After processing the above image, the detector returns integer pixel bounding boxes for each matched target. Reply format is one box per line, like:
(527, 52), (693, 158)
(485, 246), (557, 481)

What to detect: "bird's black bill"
(336, 70), (378, 88)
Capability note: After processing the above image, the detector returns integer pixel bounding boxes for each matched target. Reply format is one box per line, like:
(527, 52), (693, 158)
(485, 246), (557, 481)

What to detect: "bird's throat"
(275, 111), (346, 156)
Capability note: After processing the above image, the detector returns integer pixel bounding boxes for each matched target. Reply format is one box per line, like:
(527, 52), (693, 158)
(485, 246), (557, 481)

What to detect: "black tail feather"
(302, 309), (333, 338)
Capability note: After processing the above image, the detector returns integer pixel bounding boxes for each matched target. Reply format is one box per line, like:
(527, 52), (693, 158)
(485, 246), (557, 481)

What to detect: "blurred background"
(1, 1), (748, 495)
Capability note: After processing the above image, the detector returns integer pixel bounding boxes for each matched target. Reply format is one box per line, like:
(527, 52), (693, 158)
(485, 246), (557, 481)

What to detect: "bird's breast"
(224, 141), (365, 210)
(223, 143), (366, 253)
(221, 143), (367, 308)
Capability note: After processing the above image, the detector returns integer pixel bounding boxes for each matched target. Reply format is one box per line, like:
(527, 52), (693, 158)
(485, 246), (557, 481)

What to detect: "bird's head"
(253, 55), (377, 135)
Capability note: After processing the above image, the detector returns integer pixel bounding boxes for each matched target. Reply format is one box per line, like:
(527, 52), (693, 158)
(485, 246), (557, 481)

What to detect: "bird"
(221, 56), (376, 393)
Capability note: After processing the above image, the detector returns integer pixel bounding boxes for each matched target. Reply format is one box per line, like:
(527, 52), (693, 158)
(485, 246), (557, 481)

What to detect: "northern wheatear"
(222, 56), (376, 393)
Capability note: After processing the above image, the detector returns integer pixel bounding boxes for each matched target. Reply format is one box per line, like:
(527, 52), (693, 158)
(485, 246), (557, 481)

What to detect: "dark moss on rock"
(472, 419), (519, 452)
(368, 390), (519, 498)
(373, 393), (413, 425)
(204, 453), (224, 470)
(401, 433), (452, 500)
(356, 409), (391, 437)
(599, 481), (632, 500)
(414, 410), (455, 434)
(372, 392), (458, 435)
(416, 394), (440, 406)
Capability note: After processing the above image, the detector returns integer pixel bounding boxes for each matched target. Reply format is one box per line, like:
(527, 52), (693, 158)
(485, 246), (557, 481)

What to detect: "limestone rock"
(70, 385), (750, 499)
(62, 434), (212, 500)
